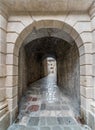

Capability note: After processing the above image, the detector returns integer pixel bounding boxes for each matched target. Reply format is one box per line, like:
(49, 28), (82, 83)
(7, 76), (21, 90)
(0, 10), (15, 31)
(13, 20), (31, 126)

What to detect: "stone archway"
(6, 20), (92, 125)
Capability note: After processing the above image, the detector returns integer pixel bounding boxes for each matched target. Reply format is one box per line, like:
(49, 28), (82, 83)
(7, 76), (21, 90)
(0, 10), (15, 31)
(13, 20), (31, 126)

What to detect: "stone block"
(0, 53), (6, 64)
(63, 23), (72, 34)
(53, 20), (64, 29)
(0, 111), (10, 130)
(80, 65), (92, 76)
(6, 54), (13, 65)
(10, 106), (18, 124)
(14, 45), (19, 56)
(7, 33), (18, 43)
(6, 75), (18, 87)
(88, 112), (95, 130)
(92, 30), (95, 44)
(74, 22), (91, 34)
(80, 54), (92, 65)
(28, 117), (39, 126)
(7, 22), (25, 34)
(7, 95), (17, 111)
(0, 15), (7, 30)
(6, 86), (18, 98)
(65, 13), (77, 26)
(79, 43), (92, 56)
(92, 64), (95, 76)
(75, 14), (90, 21)
(0, 88), (5, 102)
(81, 106), (88, 123)
(93, 53), (95, 64)
(80, 32), (92, 43)
(0, 107), (8, 117)
(81, 96), (91, 110)
(33, 15), (66, 23)
(6, 65), (18, 76)
(21, 16), (33, 27)
(80, 86), (93, 98)
(80, 76), (92, 87)
(70, 29), (79, 40)
(75, 36), (83, 47)
(0, 28), (6, 43)
(91, 16), (95, 30)
(7, 43), (14, 54)
(90, 100), (95, 113)
(0, 64), (6, 77)
(8, 15), (32, 27)
(0, 42), (6, 53)
(0, 78), (5, 88)
(6, 54), (18, 66)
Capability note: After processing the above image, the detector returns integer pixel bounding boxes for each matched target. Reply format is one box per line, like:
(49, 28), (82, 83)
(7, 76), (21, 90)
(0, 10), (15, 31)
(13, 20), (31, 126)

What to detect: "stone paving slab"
(40, 127), (51, 130)
(52, 126), (62, 130)
(62, 117), (77, 125)
(47, 117), (58, 125)
(7, 75), (92, 130)
(63, 126), (72, 130)
(28, 117), (39, 126)
(41, 104), (46, 110)
(71, 126), (83, 130)
(39, 117), (46, 126)
(46, 105), (61, 110)
(62, 105), (70, 110)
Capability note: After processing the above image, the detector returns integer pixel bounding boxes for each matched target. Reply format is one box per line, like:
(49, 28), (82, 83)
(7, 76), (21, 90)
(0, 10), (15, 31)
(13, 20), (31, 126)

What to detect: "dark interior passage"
(18, 30), (80, 117)
(57, 44), (80, 115)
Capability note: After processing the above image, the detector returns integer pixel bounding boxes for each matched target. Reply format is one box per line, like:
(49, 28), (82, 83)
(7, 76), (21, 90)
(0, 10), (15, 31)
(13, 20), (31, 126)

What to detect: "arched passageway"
(7, 28), (82, 130)
(0, 0), (94, 128)
(18, 34), (80, 115)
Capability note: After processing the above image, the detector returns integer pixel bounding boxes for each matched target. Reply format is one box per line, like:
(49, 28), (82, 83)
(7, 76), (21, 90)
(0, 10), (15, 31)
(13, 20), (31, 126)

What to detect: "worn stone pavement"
(7, 74), (92, 130)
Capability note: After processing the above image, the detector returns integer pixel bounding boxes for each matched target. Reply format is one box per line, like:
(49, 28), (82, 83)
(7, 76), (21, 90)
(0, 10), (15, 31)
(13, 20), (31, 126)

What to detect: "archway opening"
(7, 27), (81, 130)
(18, 33), (80, 115)
(42, 57), (57, 76)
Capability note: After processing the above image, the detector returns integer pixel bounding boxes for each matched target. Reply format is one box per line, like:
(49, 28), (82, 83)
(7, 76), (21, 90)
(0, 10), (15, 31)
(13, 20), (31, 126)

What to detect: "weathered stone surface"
(0, 1), (95, 130)
(40, 127), (50, 130)
(28, 117), (39, 126)
(39, 117), (46, 126)
(47, 117), (58, 125)
(1, 0), (94, 12)
(52, 126), (62, 130)
(27, 105), (39, 112)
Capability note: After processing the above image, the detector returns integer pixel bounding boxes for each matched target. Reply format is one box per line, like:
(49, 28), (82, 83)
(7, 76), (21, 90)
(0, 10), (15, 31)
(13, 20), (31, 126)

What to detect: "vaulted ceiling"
(25, 37), (75, 61)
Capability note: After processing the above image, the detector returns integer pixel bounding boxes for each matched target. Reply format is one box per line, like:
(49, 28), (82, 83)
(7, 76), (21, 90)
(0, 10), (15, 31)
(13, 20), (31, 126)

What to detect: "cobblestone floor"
(7, 74), (92, 130)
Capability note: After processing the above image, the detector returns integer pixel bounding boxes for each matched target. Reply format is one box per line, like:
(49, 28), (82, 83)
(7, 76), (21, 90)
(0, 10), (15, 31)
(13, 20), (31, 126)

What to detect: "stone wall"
(0, 2), (94, 129)
(57, 44), (80, 116)
(18, 45), (45, 99)
(18, 46), (27, 99)
(26, 53), (44, 85)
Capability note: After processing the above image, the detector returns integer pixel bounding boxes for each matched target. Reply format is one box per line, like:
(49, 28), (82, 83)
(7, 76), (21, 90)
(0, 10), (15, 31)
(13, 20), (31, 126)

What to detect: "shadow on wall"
(57, 43), (80, 117)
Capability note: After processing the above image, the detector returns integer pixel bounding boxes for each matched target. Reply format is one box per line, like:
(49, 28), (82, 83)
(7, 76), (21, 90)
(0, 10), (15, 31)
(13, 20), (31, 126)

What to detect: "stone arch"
(6, 19), (92, 123)
(41, 54), (57, 61)
(13, 20), (84, 55)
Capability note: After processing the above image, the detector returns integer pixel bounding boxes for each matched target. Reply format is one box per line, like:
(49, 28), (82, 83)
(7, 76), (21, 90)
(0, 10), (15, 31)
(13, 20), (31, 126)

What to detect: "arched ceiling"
(23, 28), (75, 46)
(25, 36), (76, 61)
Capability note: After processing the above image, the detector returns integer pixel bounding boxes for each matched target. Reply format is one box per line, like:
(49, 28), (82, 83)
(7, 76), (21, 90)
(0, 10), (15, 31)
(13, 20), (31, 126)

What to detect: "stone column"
(89, 2), (95, 130)
(0, 2), (10, 130)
